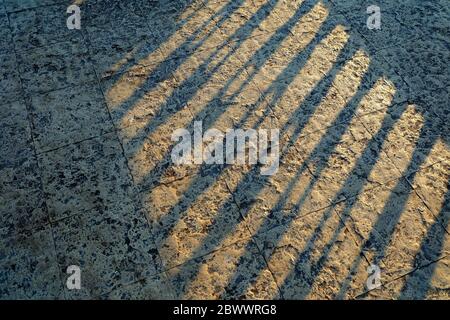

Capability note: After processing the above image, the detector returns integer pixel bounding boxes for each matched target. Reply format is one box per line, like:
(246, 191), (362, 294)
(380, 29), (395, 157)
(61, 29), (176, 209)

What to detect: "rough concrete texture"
(0, 0), (449, 299)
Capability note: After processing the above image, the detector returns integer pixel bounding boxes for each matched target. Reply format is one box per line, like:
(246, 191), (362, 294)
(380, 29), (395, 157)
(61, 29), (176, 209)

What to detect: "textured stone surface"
(0, 0), (448, 300)
(30, 84), (114, 152)
(102, 273), (176, 300)
(84, 0), (160, 80)
(0, 101), (34, 168)
(166, 239), (280, 299)
(357, 256), (450, 300)
(0, 53), (22, 104)
(336, 178), (449, 285)
(9, 4), (84, 51)
(53, 207), (162, 299)
(254, 207), (368, 299)
(360, 104), (447, 176)
(139, 168), (251, 269)
(37, 134), (136, 222)
(4, 0), (69, 13)
(101, 64), (184, 130)
(0, 157), (48, 238)
(0, 8), (13, 54)
(0, 226), (62, 299)
(409, 161), (450, 229)
(17, 39), (97, 94)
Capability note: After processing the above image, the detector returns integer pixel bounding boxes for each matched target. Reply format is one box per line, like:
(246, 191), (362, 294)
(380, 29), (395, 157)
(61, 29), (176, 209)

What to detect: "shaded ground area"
(0, 0), (449, 299)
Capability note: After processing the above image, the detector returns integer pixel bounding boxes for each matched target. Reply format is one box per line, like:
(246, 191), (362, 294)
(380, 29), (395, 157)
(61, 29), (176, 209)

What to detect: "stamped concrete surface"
(0, 0), (449, 299)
